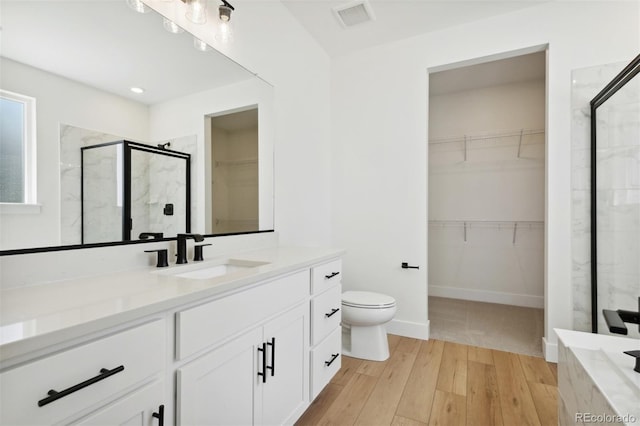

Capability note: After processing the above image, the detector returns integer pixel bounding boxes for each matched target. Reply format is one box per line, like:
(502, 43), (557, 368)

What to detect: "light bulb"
(163, 18), (184, 34)
(219, 5), (232, 22)
(185, 0), (207, 25)
(193, 37), (210, 52)
(215, 21), (233, 43)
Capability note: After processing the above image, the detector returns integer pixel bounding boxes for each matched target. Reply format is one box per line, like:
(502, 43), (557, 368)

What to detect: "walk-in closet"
(427, 52), (546, 357)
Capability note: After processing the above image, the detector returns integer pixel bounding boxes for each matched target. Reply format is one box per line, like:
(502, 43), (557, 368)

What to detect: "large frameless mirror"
(0, 0), (275, 252)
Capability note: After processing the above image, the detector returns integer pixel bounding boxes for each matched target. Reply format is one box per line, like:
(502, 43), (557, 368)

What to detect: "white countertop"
(555, 329), (640, 424)
(0, 246), (344, 365)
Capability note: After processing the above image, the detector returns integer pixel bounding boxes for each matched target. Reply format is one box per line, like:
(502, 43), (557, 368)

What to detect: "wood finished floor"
(296, 335), (558, 426)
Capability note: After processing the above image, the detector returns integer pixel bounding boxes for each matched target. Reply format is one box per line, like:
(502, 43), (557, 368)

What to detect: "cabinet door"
(73, 380), (164, 426)
(177, 328), (262, 426)
(261, 304), (309, 426)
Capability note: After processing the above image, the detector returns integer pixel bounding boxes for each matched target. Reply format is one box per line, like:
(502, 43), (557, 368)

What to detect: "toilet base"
(341, 323), (390, 361)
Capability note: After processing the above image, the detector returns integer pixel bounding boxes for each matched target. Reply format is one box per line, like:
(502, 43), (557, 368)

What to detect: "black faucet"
(176, 233), (204, 264)
(603, 297), (640, 335)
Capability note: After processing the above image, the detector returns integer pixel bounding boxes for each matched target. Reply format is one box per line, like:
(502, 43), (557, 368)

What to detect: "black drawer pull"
(152, 404), (165, 426)
(266, 337), (275, 377)
(325, 271), (340, 280)
(325, 308), (340, 318)
(37, 365), (125, 407)
(325, 353), (340, 367)
(257, 342), (267, 383)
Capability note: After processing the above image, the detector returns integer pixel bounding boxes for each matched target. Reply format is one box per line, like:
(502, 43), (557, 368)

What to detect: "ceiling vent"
(332, 1), (375, 28)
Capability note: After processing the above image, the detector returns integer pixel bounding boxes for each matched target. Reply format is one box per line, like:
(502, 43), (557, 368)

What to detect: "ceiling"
(0, 1), (254, 105)
(281, 0), (551, 57)
(429, 51), (546, 95)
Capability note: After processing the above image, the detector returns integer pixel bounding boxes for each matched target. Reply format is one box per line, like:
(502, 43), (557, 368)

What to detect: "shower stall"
(590, 54), (640, 337)
(81, 140), (191, 244)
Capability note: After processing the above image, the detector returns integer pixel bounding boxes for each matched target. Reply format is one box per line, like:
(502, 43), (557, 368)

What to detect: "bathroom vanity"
(556, 329), (640, 426)
(0, 246), (344, 425)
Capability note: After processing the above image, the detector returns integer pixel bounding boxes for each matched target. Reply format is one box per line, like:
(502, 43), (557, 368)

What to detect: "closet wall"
(428, 75), (545, 308)
(211, 122), (259, 234)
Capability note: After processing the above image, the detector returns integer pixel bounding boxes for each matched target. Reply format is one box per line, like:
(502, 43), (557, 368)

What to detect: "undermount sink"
(158, 259), (270, 280)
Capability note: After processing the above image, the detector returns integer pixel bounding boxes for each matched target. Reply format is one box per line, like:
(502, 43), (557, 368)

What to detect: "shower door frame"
(81, 140), (191, 243)
(589, 54), (640, 333)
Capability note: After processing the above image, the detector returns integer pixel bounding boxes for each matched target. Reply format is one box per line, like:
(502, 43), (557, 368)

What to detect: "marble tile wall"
(59, 125), (122, 245)
(130, 136), (196, 238)
(81, 144), (123, 244)
(60, 125), (197, 244)
(557, 340), (624, 426)
(571, 61), (640, 337)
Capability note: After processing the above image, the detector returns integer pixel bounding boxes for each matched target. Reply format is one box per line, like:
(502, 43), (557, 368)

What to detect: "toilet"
(341, 291), (397, 361)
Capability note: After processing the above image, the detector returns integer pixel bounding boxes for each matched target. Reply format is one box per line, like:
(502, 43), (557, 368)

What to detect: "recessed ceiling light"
(130, 87), (145, 94)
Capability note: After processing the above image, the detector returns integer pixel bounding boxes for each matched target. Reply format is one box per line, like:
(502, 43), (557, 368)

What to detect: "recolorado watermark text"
(575, 413), (637, 424)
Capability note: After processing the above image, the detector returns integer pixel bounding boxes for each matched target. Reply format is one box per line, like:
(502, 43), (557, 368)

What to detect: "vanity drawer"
(311, 259), (342, 294)
(311, 284), (342, 345)
(310, 327), (342, 399)
(176, 269), (309, 360)
(0, 319), (165, 426)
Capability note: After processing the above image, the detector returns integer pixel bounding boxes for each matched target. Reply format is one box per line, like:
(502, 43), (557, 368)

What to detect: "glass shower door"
(592, 57), (640, 337)
(81, 143), (124, 244)
(130, 147), (189, 239)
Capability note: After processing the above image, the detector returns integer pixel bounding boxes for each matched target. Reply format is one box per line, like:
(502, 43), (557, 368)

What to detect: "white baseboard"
(386, 319), (430, 340)
(429, 285), (544, 309)
(543, 337), (558, 362)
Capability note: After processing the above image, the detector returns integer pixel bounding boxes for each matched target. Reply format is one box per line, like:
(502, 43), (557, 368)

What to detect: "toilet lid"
(342, 291), (396, 308)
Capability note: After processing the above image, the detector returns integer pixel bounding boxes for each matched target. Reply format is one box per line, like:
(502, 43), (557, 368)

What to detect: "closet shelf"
(429, 128), (545, 160)
(429, 220), (544, 244)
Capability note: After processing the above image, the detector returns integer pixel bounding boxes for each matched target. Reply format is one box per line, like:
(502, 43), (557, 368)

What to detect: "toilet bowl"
(341, 291), (396, 361)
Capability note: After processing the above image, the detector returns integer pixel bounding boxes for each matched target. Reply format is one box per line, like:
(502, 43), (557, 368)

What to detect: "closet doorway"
(427, 51), (546, 357)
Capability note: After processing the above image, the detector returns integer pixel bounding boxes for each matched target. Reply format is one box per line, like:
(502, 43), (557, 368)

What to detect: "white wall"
(428, 80), (545, 308)
(429, 80), (546, 137)
(331, 1), (640, 358)
(0, 58), (149, 250)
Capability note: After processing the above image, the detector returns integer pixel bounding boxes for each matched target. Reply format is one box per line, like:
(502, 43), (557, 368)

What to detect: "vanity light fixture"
(218, 0), (234, 22)
(182, 0), (208, 24)
(163, 17), (184, 34)
(126, 0), (236, 42)
(193, 37), (210, 51)
(126, 0), (149, 13)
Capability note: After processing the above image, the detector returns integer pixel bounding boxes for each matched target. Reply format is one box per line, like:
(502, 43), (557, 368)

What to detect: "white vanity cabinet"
(74, 380), (165, 425)
(0, 249), (346, 426)
(175, 271), (310, 426)
(309, 259), (343, 399)
(0, 319), (166, 426)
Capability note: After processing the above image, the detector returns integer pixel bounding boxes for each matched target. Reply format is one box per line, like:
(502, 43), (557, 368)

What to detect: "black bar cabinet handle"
(38, 365), (125, 407)
(152, 404), (165, 426)
(325, 353), (340, 367)
(266, 337), (275, 377)
(325, 271), (340, 279)
(257, 343), (267, 383)
(325, 308), (340, 318)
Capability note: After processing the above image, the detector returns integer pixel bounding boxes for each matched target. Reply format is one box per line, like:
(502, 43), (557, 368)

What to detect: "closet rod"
(429, 220), (544, 226)
(429, 128), (545, 145)
(429, 220), (543, 244)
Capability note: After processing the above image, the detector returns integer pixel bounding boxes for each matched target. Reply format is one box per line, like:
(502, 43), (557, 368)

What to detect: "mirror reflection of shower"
(81, 140), (191, 244)
(210, 108), (259, 234)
